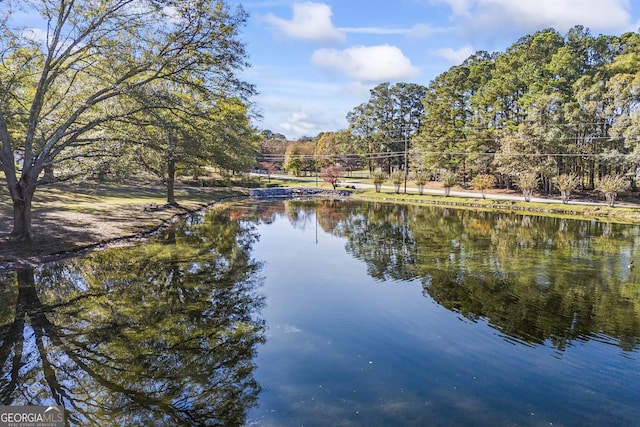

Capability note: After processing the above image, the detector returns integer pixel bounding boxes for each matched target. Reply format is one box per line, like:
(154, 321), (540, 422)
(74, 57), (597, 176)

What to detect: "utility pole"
(403, 133), (408, 194)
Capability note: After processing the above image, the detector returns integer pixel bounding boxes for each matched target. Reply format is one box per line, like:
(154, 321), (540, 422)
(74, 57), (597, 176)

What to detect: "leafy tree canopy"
(0, 0), (255, 240)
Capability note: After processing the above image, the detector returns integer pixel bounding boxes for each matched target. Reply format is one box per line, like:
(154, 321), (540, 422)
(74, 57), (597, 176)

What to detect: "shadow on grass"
(33, 183), (165, 205)
(0, 184), (246, 264)
(1, 204), (177, 262)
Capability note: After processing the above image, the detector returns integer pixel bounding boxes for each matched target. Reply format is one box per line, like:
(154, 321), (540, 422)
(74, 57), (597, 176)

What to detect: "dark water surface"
(1, 199), (640, 426)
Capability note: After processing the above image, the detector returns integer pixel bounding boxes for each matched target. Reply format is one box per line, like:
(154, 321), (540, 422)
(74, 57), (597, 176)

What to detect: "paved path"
(347, 181), (605, 206)
(256, 173), (611, 207)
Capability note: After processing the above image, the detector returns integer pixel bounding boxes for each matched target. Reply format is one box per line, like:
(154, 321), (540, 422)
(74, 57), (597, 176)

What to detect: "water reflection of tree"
(335, 202), (418, 281)
(327, 202), (640, 352)
(177, 200), (640, 352)
(0, 209), (265, 426)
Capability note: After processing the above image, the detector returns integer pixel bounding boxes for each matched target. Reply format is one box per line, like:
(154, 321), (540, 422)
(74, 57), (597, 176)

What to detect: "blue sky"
(239, 0), (640, 139)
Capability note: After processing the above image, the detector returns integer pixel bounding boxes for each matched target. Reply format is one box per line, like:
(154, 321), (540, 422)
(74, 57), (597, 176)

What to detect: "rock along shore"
(250, 187), (351, 198)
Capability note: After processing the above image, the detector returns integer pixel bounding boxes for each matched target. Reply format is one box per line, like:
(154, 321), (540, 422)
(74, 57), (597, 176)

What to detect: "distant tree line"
(414, 26), (640, 194)
(260, 26), (640, 202)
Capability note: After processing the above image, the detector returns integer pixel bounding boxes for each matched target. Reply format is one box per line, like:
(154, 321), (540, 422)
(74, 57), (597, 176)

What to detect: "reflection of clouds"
(284, 324), (302, 333)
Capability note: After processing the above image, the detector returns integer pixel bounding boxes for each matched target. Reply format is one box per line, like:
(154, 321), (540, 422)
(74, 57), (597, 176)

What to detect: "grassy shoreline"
(0, 182), (248, 267)
(264, 176), (640, 224)
(2, 178), (640, 268)
(349, 188), (640, 224)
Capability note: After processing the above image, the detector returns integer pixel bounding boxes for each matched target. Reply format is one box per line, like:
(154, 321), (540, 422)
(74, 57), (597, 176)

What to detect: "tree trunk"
(42, 165), (55, 183)
(166, 159), (178, 206)
(10, 181), (36, 241)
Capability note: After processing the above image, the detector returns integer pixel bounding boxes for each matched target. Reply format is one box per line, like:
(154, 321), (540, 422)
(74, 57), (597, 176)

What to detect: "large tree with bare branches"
(0, 0), (255, 240)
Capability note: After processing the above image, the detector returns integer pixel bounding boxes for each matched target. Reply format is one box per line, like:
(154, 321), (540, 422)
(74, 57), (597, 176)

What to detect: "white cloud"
(406, 23), (447, 39)
(488, 0), (631, 31)
(344, 81), (375, 97)
(263, 2), (345, 43)
(21, 27), (47, 44)
(433, 44), (474, 63)
(258, 104), (344, 138)
(340, 27), (408, 35)
(339, 23), (449, 39)
(311, 45), (420, 82)
(435, 0), (473, 16)
(280, 110), (326, 136)
(434, 0), (635, 34)
(253, 85), (352, 138)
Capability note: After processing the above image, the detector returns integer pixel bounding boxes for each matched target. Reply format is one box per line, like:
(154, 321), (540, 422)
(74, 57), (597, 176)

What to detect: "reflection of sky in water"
(246, 202), (640, 427)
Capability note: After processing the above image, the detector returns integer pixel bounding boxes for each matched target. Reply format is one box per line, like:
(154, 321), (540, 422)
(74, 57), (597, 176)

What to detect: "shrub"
(597, 174), (628, 207)
(371, 171), (386, 193)
(391, 170), (404, 193)
(553, 173), (579, 204)
(470, 174), (495, 199)
(440, 170), (457, 197)
(517, 173), (539, 202)
(413, 170), (429, 195)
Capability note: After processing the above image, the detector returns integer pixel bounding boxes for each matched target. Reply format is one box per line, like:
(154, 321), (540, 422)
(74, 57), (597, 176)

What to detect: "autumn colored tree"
(316, 132), (338, 168)
(471, 174), (495, 199)
(321, 165), (344, 189)
(284, 142), (314, 176)
(260, 136), (289, 170)
(259, 162), (277, 182)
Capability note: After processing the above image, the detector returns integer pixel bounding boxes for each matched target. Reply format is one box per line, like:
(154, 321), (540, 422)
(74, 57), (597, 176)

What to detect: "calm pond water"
(1, 199), (640, 426)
